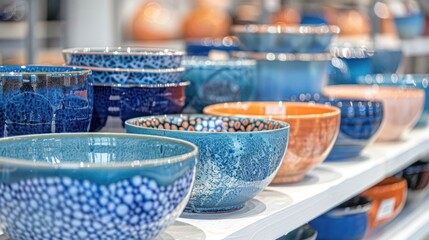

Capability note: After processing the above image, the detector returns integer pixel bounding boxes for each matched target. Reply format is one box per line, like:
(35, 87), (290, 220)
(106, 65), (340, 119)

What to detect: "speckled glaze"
(323, 85), (424, 141)
(204, 102), (340, 183)
(125, 115), (289, 213)
(89, 67), (184, 85)
(91, 82), (188, 132)
(310, 196), (372, 240)
(0, 66), (93, 136)
(358, 74), (429, 127)
(62, 47), (184, 69)
(232, 25), (339, 53)
(182, 57), (257, 112)
(0, 133), (197, 240)
(290, 94), (384, 160)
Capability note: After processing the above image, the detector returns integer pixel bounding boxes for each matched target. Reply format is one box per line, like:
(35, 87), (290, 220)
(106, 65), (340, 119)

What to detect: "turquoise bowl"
(0, 133), (197, 240)
(126, 115), (289, 213)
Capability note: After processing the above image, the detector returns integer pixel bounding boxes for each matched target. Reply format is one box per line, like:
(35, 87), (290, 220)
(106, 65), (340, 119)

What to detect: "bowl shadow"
(157, 221), (206, 240)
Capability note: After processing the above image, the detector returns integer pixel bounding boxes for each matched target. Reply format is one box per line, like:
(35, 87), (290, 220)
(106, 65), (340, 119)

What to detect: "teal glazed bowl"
(0, 133), (197, 240)
(126, 115), (289, 213)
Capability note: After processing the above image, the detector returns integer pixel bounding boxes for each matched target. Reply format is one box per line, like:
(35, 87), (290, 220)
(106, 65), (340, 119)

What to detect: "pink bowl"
(323, 85), (425, 141)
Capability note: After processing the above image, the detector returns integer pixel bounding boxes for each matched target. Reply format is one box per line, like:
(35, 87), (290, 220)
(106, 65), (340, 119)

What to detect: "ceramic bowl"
(323, 85), (424, 142)
(290, 94), (383, 161)
(394, 13), (425, 39)
(372, 49), (403, 74)
(310, 196), (372, 240)
(233, 52), (331, 101)
(62, 47), (184, 69)
(397, 160), (429, 190)
(0, 133), (198, 240)
(0, 65), (93, 136)
(91, 82), (188, 132)
(231, 24), (340, 53)
(185, 37), (240, 56)
(278, 224), (317, 240)
(125, 115), (289, 213)
(358, 74), (429, 127)
(182, 57), (257, 112)
(362, 177), (407, 229)
(87, 66), (185, 85)
(204, 102), (340, 183)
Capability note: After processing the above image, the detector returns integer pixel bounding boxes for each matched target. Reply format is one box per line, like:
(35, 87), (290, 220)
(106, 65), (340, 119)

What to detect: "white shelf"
(402, 37), (429, 57)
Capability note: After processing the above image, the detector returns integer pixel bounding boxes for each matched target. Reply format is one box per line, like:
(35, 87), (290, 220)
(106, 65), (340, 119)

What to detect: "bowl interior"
(127, 115), (287, 133)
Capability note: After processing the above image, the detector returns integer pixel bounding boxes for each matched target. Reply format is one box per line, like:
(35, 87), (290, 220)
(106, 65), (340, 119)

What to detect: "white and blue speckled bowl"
(0, 133), (197, 240)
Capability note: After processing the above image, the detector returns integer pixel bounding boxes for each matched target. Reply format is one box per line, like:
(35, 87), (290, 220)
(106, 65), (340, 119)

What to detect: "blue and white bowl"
(126, 115), (289, 213)
(0, 133), (197, 240)
(62, 47), (185, 69)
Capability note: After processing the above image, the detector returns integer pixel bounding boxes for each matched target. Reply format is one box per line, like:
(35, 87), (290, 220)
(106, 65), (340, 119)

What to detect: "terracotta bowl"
(361, 176), (407, 229)
(204, 102), (340, 183)
(323, 85), (424, 142)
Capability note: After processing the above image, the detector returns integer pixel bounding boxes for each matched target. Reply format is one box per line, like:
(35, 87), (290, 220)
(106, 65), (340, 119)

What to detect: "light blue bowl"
(125, 115), (289, 213)
(372, 49), (403, 74)
(233, 52), (331, 101)
(232, 25), (339, 53)
(394, 12), (425, 39)
(182, 57), (257, 113)
(0, 133), (197, 240)
(358, 74), (429, 127)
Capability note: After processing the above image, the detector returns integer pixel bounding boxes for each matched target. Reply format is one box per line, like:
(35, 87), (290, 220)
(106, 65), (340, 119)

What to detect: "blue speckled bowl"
(290, 94), (383, 160)
(310, 196), (371, 240)
(88, 66), (185, 85)
(0, 133), (197, 240)
(233, 52), (331, 101)
(182, 57), (257, 112)
(232, 24), (339, 53)
(125, 115), (289, 213)
(91, 81), (189, 132)
(0, 66), (93, 136)
(357, 74), (429, 127)
(62, 47), (184, 69)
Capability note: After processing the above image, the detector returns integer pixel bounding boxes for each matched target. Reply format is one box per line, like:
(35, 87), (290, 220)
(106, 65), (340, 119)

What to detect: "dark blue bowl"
(310, 196), (371, 240)
(90, 82), (188, 132)
(0, 133), (197, 240)
(290, 94), (383, 160)
(372, 49), (403, 74)
(0, 66), (93, 136)
(185, 37), (240, 56)
(357, 74), (429, 127)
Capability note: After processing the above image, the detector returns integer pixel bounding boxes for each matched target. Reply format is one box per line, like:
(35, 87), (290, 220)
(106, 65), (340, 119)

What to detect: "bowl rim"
(203, 102), (341, 120)
(358, 74), (429, 87)
(0, 133), (198, 169)
(231, 24), (340, 35)
(182, 56), (257, 66)
(286, 94), (384, 108)
(328, 196), (372, 217)
(62, 47), (186, 56)
(363, 177), (407, 194)
(0, 65), (91, 76)
(75, 66), (186, 73)
(232, 51), (332, 61)
(92, 80), (190, 88)
(125, 114), (290, 135)
(323, 85), (426, 99)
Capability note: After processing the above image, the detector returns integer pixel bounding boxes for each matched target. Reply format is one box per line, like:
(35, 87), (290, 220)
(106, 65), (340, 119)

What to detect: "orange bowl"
(204, 102), (340, 183)
(361, 176), (407, 229)
(323, 85), (424, 142)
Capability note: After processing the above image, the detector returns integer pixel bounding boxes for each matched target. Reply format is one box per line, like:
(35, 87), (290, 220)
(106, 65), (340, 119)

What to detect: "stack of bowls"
(62, 47), (187, 132)
(231, 24), (339, 100)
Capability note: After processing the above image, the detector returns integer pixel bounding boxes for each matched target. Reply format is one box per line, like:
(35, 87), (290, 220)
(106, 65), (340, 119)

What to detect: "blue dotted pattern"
(0, 169), (194, 240)
(91, 70), (183, 85)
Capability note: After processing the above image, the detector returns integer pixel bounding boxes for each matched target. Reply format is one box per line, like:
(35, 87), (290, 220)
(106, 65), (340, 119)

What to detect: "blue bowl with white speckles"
(125, 115), (289, 213)
(0, 133), (197, 240)
(62, 47), (185, 69)
(0, 65), (93, 136)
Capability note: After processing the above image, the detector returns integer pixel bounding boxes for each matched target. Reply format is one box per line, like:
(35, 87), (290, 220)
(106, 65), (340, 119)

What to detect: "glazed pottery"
(398, 160), (429, 190)
(362, 176), (407, 229)
(182, 57), (256, 112)
(89, 66), (185, 85)
(358, 74), (429, 127)
(231, 24), (340, 53)
(323, 85), (424, 141)
(383, 0), (425, 38)
(185, 37), (240, 56)
(372, 49), (403, 74)
(233, 52), (331, 101)
(125, 115), (289, 213)
(291, 95), (383, 161)
(0, 66), (93, 136)
(310, 196), (372, 240)
(0, 133), (198, 240)
(91, 82), (188, 132)
(204, 102), (340, 183)
(62, 47), (184, 69)
(277, 224), (317, 240)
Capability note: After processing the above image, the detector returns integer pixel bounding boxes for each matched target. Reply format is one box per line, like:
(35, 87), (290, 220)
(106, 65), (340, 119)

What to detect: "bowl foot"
(184, 203), (245, 214)
(271, 174), (305, 184)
